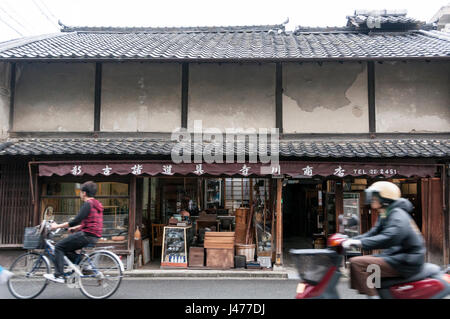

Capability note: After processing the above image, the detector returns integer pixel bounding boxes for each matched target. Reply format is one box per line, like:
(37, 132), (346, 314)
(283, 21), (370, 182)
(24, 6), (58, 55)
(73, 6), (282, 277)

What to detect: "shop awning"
(36, 161), (437, 178)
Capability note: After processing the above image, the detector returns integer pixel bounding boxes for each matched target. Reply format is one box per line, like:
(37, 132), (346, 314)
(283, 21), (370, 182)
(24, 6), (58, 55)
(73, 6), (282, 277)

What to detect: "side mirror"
(347, 214), (359, 227)
(338, 214), (359, 227)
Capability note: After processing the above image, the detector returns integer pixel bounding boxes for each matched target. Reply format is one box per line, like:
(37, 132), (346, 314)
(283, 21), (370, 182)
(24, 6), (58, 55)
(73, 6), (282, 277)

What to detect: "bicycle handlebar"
(39, 220), (69, 238)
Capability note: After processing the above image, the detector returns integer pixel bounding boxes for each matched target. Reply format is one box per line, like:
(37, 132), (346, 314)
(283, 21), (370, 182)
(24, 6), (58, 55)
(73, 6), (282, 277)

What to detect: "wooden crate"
(204, 232), (235, 249)
(206, 248), (234, 269)
(189, 247), (205, 267)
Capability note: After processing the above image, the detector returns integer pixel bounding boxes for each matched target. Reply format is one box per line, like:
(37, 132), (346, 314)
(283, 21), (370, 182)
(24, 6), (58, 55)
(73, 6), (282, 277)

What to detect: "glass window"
(41, 182), (129, 244)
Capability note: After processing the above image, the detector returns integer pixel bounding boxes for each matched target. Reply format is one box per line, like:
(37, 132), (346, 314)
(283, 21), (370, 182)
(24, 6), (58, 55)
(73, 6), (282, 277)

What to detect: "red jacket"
(80, 199), (104, 238)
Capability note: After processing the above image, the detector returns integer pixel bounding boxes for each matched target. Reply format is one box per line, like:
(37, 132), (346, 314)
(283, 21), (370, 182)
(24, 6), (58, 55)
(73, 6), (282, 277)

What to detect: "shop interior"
(281, 176), (423, 261)
(38, 174), (423, 270)
(135, 176), (276, 270)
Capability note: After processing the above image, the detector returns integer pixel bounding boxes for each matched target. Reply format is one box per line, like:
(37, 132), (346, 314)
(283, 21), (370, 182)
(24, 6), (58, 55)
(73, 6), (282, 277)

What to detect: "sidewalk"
(123, 267), (295, 279)
(122, 265), (351, 279)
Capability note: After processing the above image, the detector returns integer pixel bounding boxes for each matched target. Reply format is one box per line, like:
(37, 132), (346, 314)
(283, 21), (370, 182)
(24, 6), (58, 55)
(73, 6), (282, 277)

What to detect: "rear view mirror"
(347, 214), (359, 227)
(338, 214), (359, 227)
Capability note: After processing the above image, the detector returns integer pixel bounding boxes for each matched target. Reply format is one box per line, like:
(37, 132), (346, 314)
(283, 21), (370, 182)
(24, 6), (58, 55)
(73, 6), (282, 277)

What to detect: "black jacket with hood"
(355, 198), (426, 277)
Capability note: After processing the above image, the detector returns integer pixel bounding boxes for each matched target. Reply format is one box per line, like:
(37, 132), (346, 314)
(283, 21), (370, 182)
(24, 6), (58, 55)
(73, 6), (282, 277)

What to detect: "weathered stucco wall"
(14, 62), (95, 131)
(188, 63), (275, 131)
(375, 61), (450, 133)
(0, 62), (10, 138)
(101, 62), (181, 132)
(283, 62), (369, 133)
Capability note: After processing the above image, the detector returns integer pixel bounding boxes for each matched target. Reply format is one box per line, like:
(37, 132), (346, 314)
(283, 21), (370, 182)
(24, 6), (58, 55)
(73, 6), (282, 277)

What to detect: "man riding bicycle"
(44, 181), (104, 283)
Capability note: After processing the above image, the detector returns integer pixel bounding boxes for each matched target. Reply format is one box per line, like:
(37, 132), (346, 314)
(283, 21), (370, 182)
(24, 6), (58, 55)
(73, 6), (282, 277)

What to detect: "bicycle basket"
(23, 226), (45, 249)
(289, 249), (340, 285)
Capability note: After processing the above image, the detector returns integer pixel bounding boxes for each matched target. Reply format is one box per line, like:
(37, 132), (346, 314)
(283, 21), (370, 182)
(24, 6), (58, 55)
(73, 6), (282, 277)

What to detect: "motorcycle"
(289, 215), (450, 299)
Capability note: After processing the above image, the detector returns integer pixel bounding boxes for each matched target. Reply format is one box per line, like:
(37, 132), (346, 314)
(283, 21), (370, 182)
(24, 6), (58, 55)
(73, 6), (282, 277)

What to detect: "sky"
(0, 0), (449, 42)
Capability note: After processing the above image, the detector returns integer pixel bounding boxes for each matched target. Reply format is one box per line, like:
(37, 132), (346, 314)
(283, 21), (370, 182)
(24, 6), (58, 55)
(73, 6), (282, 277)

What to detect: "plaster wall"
(375, 61), (450, 133)
(188, 63), (276, 131)
(13, 62), (95, 132)
(101, 62), (181, 132)
(282, 62), (369, 133)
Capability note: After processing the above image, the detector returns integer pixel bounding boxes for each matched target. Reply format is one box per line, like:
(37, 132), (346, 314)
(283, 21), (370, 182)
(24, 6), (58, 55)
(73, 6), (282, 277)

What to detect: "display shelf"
(342, 192), (361, 253)
(205, 179), (222, 209)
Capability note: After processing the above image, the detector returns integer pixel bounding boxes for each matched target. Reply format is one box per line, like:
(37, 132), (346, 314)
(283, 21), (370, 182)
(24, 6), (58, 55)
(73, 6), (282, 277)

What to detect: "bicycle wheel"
(7, 252), (51, 299)
(78, 251), (122, 299)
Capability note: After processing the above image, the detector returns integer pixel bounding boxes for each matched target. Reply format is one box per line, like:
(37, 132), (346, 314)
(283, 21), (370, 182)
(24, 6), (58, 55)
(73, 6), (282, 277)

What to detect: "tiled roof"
(347, 14), (422, 29)
(0, 138), (449, 158)
(0, 26), (449, 60)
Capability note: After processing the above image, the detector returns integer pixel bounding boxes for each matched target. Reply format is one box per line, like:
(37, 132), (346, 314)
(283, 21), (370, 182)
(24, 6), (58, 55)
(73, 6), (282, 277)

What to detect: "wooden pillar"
(421, 178), (445, 265)
(275, 62), (283, 134)
(94, 62), (102, 132)
(249, 178), (253, 206)
(445, 165), (450, 265)
(335, 180), (343, 232)
(222, 178), (226, 209)
(136, 177), (143, 231)
(129, 176), (137, 251)
(275, 178), (283, 266)
(181, 63), (189, 128)
(367, 61), (376, 135)
(33, 172), (41, 226)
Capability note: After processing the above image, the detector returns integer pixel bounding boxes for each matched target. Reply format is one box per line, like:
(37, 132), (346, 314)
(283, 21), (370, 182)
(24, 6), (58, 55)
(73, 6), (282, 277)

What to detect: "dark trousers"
(349, 256), (400, 296)
(54, 231), (98, 277)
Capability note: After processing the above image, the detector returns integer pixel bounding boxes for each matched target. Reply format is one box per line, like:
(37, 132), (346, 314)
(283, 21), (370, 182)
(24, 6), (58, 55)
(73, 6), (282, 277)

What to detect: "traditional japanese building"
(0, 11), (449, 269)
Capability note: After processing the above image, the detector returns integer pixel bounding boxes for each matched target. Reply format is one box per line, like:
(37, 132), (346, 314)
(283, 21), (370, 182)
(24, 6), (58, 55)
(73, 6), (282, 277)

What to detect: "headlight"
(296, 283), (306, 294)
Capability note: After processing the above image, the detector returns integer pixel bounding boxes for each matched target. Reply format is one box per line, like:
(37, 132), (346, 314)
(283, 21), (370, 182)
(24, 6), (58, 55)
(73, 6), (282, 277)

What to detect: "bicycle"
(7, 220), (124, 299)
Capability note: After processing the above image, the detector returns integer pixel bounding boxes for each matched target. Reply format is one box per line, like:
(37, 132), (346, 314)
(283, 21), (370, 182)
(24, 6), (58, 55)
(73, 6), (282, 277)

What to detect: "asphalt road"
(0, 277), (365, 299)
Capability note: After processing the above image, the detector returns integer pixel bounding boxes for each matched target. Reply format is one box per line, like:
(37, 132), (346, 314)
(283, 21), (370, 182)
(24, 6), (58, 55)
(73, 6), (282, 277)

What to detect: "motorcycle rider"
(342, 181), (426, 298)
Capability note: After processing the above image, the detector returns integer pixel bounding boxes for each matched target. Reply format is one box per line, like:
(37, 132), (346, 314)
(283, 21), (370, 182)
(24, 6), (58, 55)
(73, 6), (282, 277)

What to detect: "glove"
(342, 239), (362, 249)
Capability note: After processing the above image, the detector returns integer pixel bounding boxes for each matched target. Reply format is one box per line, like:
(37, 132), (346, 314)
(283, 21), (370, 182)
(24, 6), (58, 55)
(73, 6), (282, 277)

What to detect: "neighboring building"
(430, 4), (450, 32)
(0, 10), (449, 269)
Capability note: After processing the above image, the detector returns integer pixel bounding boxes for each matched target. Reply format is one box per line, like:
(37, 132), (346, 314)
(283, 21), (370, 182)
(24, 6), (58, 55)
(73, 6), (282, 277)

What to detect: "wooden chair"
(151, 224), (164, 261)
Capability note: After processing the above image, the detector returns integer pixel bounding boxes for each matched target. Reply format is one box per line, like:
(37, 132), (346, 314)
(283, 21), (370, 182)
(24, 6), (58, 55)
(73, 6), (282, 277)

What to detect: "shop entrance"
(282, 181), (321, 251)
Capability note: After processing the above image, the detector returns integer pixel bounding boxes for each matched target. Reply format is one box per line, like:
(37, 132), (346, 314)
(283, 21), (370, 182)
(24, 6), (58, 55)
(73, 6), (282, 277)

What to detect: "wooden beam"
(367, 61), (376, 134)
(94, 62), (102, 132)
(275, 63), (283, 134)
(9, 62), (16, 131)
(275, 178), (283, 265)
(181, 62), (189, 128)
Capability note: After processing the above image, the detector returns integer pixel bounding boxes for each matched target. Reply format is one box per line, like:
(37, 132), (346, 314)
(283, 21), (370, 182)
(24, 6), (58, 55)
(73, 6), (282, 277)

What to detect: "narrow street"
(0, 277), (364, 299)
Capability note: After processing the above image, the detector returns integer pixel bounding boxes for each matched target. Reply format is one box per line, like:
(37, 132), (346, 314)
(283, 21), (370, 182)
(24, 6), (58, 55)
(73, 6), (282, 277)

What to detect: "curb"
(123, 269), (290, 279)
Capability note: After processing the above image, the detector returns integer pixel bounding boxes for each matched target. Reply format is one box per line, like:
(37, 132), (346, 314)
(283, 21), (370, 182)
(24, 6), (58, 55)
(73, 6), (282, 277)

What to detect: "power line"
(0, 14), (23, 36)
(37, 0), (59, 22)
(3, 0), (38, 33)
(32, 0), (59, 30)
(0, 5), (33, 34)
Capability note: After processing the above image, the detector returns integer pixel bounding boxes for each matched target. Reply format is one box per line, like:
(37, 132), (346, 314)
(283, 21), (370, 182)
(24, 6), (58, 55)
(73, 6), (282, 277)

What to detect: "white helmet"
(364, 181), (401, 207)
